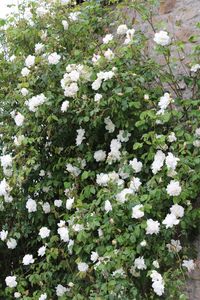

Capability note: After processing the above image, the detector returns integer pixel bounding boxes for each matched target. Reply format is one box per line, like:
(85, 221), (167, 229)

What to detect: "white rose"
(62, 20), (69, 30)
(7, 238), (17, 249)
(5, 276), (17, 288)
(166, 180), (182, 196)
(21, 67), (30, 77)
(78, 262), (89, 272)
(154, 30), (170, 46)
(26, 198), (37, 213)
(22, 254), (34, 265)
(48, 52), (61, 65)
(14, 112), (25, 126)
(25, 55), (35, 67)
(117, 24), (128, 35)
(39, 227), (50, 239)
(132, 204), (144, 219)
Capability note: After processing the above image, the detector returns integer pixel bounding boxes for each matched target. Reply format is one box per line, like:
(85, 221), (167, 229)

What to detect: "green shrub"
(0, 0), (200, 299)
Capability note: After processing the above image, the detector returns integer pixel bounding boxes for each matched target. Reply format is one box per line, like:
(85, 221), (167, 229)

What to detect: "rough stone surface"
(159, 0), (176, 14)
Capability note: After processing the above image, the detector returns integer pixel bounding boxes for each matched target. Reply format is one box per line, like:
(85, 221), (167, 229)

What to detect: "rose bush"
(0, 0), (200, 299)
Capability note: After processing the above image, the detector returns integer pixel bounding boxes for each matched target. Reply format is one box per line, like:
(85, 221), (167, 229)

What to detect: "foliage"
(0, 0), (200, 299)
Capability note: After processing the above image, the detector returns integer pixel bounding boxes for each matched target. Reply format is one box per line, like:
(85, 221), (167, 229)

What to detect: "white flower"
(94, 150), (106, 162)
(69, 11), (81, 21)
(117, 130), (131, 142)
(107, 139), (122, 163)
(39, 293), (47, 300)
(151, 150), (165, 174)
(25, 55), (35, 67)
(104, 48), (115, 60)
(165, 153), (179, 170)
(170, 204), (184, 218)
(167, 239), (182, 253)
(64, 82), (79, 97)
(134, 256), (146, 270)
(35, 43), (44, 54)
(0, 229), (8, 241)
(116, 188), (133, 203)
(153, 260), (159, 268)
(7, 238), (17, 249)
(94, 93), (102, 102)
(26, 198), (37, 213)
(66, 197), (74, 210)
(38, 245), (46, 257)
(57, 221), (69, 242)
(14, 292), (21, 298)
(140, 240), (147, 247)
(21, 88), (29, 96)
(195, 128), (200, 137)
(90, 251), (99, 262)
(62, 20), (69, 30)
(26, 93), (47, 112)
(124, 28), (135, 44)
(152, 278), (165, 296)
(14, 112), (24, 126)
(157, 92), (172, 114)
(0, 178), (10, 196)
(104, 117), (115, 133)
(132, 204), (144, 219)
(96, 173), (110, 186)
(154, 30), (170, 46)
(104, 200), (112, 213)
(36, 6), (48, 17)
(72, 224), (84, 232)
(102, 34), (113, 44)
(112, 268), (125, 277)
(162, 213), (179, 228)
(5, 276), (17, 288)
(129, 177), (142, 192)
(54, 199), (62, 207)
(39, 227), (50, 239)
(146, 219), (160, 235)
(92, 54), (101, 64)
(66, 163), (81, 177)
(61, 0), (71, 4)
(14, 135), (25, 146)
(10, 55), (16, 62)
(92, 78), (102, 91)
(22, 254), (34, 265)
(193, 140), (200, 147)
(168, 132), (177, 142)
(42, 202), (51, 214)
(56, 284), (67, 297)
(117, 24), (128, 35)
(48, 52), (61, 65)
(0, 154), (12, 169)
(78, 262), (89, 272)
(69, 70), (80, 81)
(98, 228), (103, 237)
(39, 170), (45, 176)
(166, 180), (182, 196)
(21, 67), (30, 76)
(76, 128), (85, 146)
(191, 64), (200, 72)
(182, 259), (195, 272)
(129, 158), (143, 173)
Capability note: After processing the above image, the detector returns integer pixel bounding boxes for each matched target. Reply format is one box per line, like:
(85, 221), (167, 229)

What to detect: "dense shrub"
(0, 0), (200, 299)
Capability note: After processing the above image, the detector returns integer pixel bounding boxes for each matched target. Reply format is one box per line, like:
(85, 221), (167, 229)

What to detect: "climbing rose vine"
(0, 0), (200, 299)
